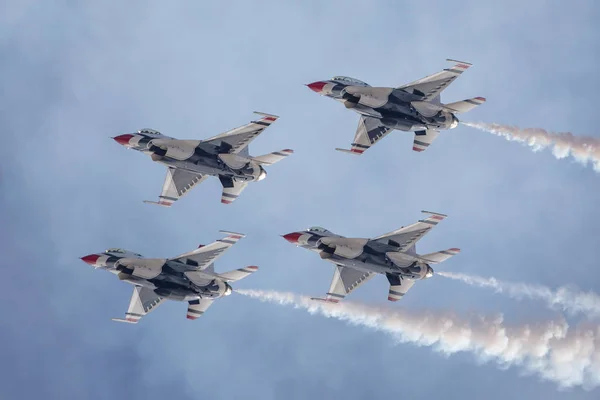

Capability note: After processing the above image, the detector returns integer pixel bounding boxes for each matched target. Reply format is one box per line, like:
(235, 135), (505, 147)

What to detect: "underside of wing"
(112, 286), (164, 324)
(335, 116), (393, 155)
(312, 265), (374, 303)
(169, 231), (245, 271)
(202, 112), (279, 155)
(186, 298), (215, 320)
(144, 167), (208, 207)
(373, 211), (448, 253)
(398, 59), (472, 101)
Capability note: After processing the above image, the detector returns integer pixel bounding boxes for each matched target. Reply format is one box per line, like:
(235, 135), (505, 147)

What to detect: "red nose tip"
(81, 254), (100, 265)
(306, 81), (327, 93)
(113, 134), (134, 146)
(282, 232), (302, 244)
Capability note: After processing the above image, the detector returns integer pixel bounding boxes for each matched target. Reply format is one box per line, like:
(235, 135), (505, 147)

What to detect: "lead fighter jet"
(80, 231), (257, 323)
(306, 59), (485, 154)
(113, 112), (293, 206)
(282, 211), (459, 302)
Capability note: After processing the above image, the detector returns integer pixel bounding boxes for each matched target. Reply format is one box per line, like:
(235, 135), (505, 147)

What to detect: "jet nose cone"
(282, 232), (302, 244)
(306, 81), (327, 93)
(113, 134), (134, 146)
(81, 254), (100, 265)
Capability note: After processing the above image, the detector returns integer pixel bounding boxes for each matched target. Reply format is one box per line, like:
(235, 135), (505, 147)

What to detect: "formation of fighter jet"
(306, 59), (485, 154)
(80, 231), (257, 323)
(282, 211), (459, 302)
(82, 60), (476, 322)
(112, 112), (292, 206)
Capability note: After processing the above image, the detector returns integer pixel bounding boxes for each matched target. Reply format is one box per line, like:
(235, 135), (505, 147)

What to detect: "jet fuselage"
(81, 251), (232, 302)
(308, 79), (459, 132)
(283, 229), (433, 280)
(113, 130), (266, 183)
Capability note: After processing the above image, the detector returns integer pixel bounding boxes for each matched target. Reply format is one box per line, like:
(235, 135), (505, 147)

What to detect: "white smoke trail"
(438, 271), (600, 319)
(462, 121), (600, 172)
(237, 289), (600, 389)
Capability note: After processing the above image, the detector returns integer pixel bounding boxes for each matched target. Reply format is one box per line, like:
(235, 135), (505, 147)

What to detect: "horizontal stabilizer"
(252, 149), (294, 165)
(335, 148), (362, 155)
(443, 97), (486, 113)
(413, 129), (440, 152)
(418, 248), (460, 264)
(218, 266), (258, 282)
(387, 273), (415, 301)
(111, 318), (138, 324)
(310, 297), (340, 304)
(143, 200), (171, 207)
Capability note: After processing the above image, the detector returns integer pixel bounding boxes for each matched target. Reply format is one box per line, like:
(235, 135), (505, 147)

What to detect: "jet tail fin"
(217, 266), (258, 282)
(418, 248), (460, 264)
(251, 149), (294, 165)
(443, 97), (486, 113)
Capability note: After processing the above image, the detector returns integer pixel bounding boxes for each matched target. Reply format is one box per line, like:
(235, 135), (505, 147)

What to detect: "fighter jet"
(80, 231), (257, 323)
(306, 59), (485, 154)
(282, 211), (459, 302)
(112, 112), (292, 206)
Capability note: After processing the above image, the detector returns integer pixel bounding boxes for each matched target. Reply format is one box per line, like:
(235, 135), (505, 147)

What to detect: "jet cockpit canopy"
(331, 76), (370, 86)
(105, 248), (143, 257)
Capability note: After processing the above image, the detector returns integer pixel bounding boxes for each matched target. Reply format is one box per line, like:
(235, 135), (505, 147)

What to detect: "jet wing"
(169, 231), (245, 271)
(112, 286), (164, 324)
(335, 116), (393, 155)
(186, 298), (214, 320)
(373, 211), (448, 253)
(398, 59), (472, 102)
(412, 129), (440, 152)
(202, 112), (279, 155)
(386, 273), (415, 302)
(312, 265), (374, 303)
(144, 167), (208, 207)
(220, 178), (248, 204)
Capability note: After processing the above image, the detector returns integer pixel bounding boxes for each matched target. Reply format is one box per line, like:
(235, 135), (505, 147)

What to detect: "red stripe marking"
(449, 248), (461, 252)
(229, 235), (242, 239)
(327, 299), (340, 303)
(187, 315), (198, 320)
(388, 296), (399, 302)
(246, 266), (258, 270)
(431, 215), (444, 220)
(282, 149), (293, 153)
(221, 199), (232, 204)
(456, 64), (470, 69)
(413, 147), (424, 152)
(264, 117), (277, 121)
(351, 148), (364, 154)
(126, 318), (138, 322)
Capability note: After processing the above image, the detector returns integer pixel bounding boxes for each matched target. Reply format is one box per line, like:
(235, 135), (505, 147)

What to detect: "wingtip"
(253, 111), (280, 119)
(446, 58), (472, 66)
(218, 230), (246, 238)
(421, 210), (448, 217)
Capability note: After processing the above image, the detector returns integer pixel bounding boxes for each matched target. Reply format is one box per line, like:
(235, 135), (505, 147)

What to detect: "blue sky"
(1, 0), (599, 398)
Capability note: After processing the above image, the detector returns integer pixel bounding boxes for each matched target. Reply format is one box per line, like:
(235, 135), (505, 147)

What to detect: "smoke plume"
(462, 122), (600, 172)
(237, 289), (600, 389)
(438, 271), (600, 319)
